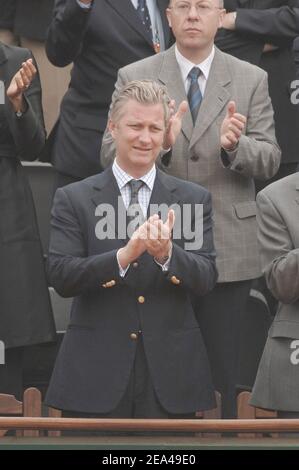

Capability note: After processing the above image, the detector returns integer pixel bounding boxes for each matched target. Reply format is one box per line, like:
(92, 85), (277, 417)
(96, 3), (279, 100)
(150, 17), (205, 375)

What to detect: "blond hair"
(110, 80), (171, 128)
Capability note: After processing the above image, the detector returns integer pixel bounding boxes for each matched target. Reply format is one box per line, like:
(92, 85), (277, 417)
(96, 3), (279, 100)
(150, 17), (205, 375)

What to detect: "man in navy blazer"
(45, 80), (217, 417)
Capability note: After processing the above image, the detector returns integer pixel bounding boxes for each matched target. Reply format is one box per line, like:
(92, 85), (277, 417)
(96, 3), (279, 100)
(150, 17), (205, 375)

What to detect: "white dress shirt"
(112, 159), (155, 218)
(175, 45), (215, 96)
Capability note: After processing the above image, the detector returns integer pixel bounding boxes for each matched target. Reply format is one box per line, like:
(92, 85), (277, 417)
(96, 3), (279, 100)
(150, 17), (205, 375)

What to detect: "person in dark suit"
(0, 41), (56, 398)
(45, 80), (217, 418)
(216, 0), (299, 186)
(45, 0), (172, 187)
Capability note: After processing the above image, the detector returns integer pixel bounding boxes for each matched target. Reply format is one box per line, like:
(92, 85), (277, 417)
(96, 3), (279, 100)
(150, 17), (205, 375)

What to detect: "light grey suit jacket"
(101, 45), (281, 282)
(251, 173), (299, 411)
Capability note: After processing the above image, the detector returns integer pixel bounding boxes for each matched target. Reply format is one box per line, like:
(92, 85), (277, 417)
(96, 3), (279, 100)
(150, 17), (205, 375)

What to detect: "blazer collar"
(148, 168), (181, 217)
(91, 166), (181, 242)
(106, 0), (154, 49)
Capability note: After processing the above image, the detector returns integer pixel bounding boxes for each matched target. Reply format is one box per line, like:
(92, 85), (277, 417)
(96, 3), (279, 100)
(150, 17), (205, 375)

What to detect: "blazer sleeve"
(257, 190), (299, 304)
(221, 69), (281, 180)
(6, 49), (46, 161)
(46, 0), (93, 67)
(47, 187), (124, 298)
(165, 189), (218, 297)
(235, 6), (299, 47)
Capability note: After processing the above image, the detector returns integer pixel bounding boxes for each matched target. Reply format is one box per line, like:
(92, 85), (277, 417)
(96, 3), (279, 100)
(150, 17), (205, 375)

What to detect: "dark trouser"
(195, 280), (252, 419)
(0, 347), (23, 400)
(63, 334), (194, 432)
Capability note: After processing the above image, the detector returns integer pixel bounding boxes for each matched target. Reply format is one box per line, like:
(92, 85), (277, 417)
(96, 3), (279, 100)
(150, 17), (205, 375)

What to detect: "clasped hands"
(118, 209), (175, 269)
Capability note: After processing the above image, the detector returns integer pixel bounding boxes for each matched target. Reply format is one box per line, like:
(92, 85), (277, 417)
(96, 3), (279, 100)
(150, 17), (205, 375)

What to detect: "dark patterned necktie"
(127, 179), (145, 234)
(137, 0), (152, 36)
(187, 67), (202, 124)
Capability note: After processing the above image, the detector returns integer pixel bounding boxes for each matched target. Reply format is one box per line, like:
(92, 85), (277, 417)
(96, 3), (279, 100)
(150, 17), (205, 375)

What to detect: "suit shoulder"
(219, 49), (267, 79)
(2, 43), (32, 62)
(57, 173), (104, 201)
(257, 173), (299, 205)
(120, 50), (166, 76)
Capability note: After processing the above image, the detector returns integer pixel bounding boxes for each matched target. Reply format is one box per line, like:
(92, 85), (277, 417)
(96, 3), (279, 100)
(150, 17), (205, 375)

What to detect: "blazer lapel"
(190, 48), (231, 149)
(158, 46), (193, 142)
(106, 0), (154, 48)
(147, 169), (181, 219)
(91, 167), (127, 244)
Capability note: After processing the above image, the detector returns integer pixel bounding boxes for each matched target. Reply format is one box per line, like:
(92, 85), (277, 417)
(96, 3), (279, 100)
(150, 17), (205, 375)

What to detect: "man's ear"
(166, 8), (172, 28)
(108, 119), (116, 139)
(218, 8), (226, 28)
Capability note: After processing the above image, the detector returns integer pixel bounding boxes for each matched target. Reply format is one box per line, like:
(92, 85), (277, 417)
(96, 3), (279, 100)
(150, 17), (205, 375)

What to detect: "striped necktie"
(127, 179), (145, 232)
(187, 67), (202, 124)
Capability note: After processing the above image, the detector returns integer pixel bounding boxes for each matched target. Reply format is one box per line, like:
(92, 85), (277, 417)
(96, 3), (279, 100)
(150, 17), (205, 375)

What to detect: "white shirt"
(175, 45), (215, 96)
(112, 159), (155, 218)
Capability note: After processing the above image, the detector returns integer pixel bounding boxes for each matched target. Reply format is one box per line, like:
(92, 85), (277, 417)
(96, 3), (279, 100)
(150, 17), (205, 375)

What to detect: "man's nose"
(138, 128), (151, 143)
(187, 5), (200, 19)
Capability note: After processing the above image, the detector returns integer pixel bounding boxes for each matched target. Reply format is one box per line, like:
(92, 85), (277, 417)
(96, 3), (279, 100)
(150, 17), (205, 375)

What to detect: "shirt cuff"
(116, 250), (130, 278)
(221, 145), (239, 167)
(76, 0), (92, 9)
(154, 245), (173, 272)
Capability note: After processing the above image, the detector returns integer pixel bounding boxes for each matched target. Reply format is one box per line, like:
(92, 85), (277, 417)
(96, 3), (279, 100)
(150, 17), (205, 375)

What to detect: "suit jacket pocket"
(233, 201), (256, 219)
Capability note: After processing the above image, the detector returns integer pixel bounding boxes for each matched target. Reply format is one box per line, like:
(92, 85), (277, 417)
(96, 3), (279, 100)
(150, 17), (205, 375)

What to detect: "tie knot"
(188, 67), (201, 81)
(128, 179), (144, 196)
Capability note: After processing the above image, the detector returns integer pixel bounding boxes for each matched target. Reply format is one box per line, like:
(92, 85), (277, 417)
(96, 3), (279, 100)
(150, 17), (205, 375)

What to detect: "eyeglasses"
(169, 2), (221, 16)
